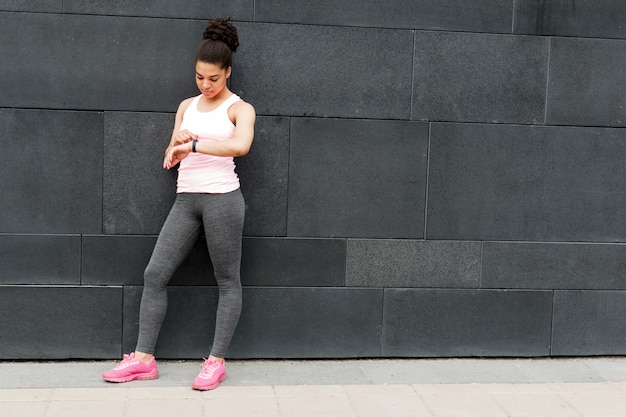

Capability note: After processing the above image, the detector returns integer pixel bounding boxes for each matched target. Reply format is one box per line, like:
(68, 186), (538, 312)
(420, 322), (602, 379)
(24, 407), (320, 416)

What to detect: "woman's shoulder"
(229, 98), (255, 115)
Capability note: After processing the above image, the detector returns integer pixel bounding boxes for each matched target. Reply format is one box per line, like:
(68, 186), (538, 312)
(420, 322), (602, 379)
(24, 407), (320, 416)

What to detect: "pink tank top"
(176, 94), (241, 193)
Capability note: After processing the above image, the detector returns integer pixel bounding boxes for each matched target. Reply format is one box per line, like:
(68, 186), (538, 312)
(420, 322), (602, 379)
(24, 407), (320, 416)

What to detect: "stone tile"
(558, 391), (626, 417)
(552, 291), (626, 356)
(515, 0), (626, 39)
(412, 31), (548, 124)
(229, 288), (383, 358)
(0, 12), (201, 111)
(103, 111), (177, 235)
(276, 393), (356, 417)
(346, 239), (480, 288)
(383, 289), (553, 357)
(420, 393), (507, 417)
(63, 0), (253, 20)
(347, 389), (432, 417)
(257, 0), (512, 33)
(124, 287), (382, 359)
(234, 23), (413, 119)
(482, 242), (626, 290)
(547, 37), (626, 127)
(0, 234), (80, 285)
(82, 235), (156, 285)
(125, 398), (204, 417)
(287, 118), (428, 238)
(0, 108), (103, 234)
(427, 123), (626, 242)
(0, 286), (122, 359)
(201, 396), (280, 417)
(0, 402), (48, 417)
(0, 0), (60, 12)
(490, 392), (580, 417)
(122, 286), (219, 358)
(236, 116), (290, 237)
(242, 238), (346, 287)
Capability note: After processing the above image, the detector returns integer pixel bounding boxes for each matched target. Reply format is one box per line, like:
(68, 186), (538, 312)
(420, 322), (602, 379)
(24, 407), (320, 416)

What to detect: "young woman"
(103, 18), (256, 391)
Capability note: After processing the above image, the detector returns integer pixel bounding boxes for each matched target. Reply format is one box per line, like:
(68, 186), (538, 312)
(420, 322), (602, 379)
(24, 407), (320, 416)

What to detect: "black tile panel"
(103, 111), (177, 235)
(0, 286), (122, 359)
(82, 235), (156, 285)
(256, 0), (513, 33)
(63, 0), (253, 20)
(0, 108), (103, 234)
(231, 287), (383, 358)
(383, 289), (553, 357)
(552, 290), (626, 356)
(427, 123), (626, 242)
(515, 0), (626, 39)
(0, 12), (201, 111)
(288, 118), (428, 238)
(547, 37), (626, 127)
(233, 23), (413, 119)
(0, 234), (80, 285)
(482, 242), (626, 290)
(242, 238), (346, 287)
(124, 286), (383, 359)
(237, 116), (290, 237)
(346, 239), (481, 288)
(412, 31), (548, 124)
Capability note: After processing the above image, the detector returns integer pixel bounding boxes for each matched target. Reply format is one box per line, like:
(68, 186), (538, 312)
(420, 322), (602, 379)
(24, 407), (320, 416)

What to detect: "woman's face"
(195, 61), (231, 99)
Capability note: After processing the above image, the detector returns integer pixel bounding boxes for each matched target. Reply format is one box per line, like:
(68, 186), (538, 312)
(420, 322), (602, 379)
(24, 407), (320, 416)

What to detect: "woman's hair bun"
(202, 18), (239, 53)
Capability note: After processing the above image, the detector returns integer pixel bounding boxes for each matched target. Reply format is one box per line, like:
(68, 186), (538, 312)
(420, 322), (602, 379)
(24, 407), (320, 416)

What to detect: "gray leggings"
(136, 190), (245, 358)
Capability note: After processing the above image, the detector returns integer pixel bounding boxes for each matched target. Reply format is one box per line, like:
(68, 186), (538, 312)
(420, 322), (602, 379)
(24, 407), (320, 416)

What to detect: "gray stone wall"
(1, 1), (625, 359)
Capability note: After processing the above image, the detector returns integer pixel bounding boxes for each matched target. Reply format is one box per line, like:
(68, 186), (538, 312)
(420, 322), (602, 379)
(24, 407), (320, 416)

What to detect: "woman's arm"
(164, 98), (197, 157)
(163, 100), (256, 170)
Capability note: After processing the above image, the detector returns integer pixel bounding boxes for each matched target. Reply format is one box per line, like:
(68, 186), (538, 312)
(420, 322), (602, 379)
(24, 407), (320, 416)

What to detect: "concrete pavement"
(1, 357), (626, 416)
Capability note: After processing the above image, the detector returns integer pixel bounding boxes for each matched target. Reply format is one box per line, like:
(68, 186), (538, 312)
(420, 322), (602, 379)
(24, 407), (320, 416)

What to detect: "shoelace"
(201, 359), (220, 376)
(115, 354), (136, 370)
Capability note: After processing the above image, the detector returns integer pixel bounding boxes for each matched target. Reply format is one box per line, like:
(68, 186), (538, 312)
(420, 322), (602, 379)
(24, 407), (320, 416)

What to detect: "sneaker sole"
(191, 373), (226, 391)
(103, 372), (159, 383)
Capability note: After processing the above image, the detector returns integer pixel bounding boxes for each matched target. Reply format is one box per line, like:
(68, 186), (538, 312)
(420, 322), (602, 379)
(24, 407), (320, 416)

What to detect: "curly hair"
(195, 18), (239, 69)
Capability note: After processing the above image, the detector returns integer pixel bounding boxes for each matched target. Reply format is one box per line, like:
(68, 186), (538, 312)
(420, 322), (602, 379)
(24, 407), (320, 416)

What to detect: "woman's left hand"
(163, 142), (192, 170)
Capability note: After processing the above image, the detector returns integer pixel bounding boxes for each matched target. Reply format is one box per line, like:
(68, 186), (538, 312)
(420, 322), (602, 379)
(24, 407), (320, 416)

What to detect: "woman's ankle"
(134, 351), (154, 364)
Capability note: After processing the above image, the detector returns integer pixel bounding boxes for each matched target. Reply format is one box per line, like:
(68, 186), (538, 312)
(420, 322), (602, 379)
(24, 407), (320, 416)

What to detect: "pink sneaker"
(192, 358), (226, 391)
(102, 353), (159, 383)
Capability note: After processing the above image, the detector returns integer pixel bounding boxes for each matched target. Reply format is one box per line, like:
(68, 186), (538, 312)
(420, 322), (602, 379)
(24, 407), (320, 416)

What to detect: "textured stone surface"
(0, 286), (122, 359)
(82, 235), (156, 286)
(0, 108), (103, 234)
(412, 31), (548, 124)
(482, 242), (626, 290)
(234, 23), (413, 119)
(62, 0), (253, 20)
(288, 118), (428, 238)
(547, 37), (626, 127)
(0, 235), (80, 285)
(552, 291), (626, 356)
(103, 111), (177, 235)
(242, 238), (346, 287)
(124, 287), (383, 358)
(237, 116), (290, 237)
(383, 289), (553, 357)
(0, 12), (200, 111)
(427, 123), (626, 242)
(256, 0), (513, 33)
(515, 0), (626, 39)
(230, 287), (383, 358)
(0, 0), (60, 12)
(346, 239), (481, 288)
